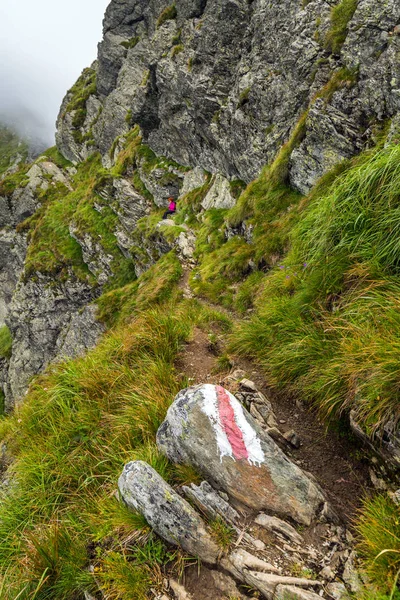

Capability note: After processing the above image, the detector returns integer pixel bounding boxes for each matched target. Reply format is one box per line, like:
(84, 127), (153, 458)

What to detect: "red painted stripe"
(216, 385), (249, 461)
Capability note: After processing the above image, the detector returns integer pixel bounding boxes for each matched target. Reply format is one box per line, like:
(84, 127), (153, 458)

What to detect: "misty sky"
(0, 0), (110, 146)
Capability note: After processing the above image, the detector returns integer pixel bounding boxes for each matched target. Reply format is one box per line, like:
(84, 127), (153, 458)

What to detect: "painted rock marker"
(202, 384), (264, 465)
(157, 384), (328, 525)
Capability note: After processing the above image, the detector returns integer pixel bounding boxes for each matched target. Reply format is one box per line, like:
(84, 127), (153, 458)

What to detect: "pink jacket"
(169, 201), (176, 211)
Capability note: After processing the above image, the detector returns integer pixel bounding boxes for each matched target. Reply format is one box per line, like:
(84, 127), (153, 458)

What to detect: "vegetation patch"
(231, 145), (400, 434)
(0, 326), (12, 360)
(65, 67), (97, 143)
(325, 0), (358, 55)
(120, 36), (140, 50)
(0, 266), (226, 598)
(156, 4), (177, 28)
(357, 495), (400, 596)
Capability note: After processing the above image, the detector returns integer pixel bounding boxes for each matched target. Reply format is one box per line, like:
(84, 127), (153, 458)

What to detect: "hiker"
(162, 197), (177, 219)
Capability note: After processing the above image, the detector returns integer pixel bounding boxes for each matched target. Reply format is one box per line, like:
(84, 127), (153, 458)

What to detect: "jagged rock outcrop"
(157, 384), (327, 525)
(5, 272), (104, 408)
(57, 0), (400, 192)
(0, 157), (109, 408)
(0, 231), (27, 327)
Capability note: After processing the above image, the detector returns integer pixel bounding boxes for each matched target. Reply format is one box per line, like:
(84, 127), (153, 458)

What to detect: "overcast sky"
(0, 0), (110, 146)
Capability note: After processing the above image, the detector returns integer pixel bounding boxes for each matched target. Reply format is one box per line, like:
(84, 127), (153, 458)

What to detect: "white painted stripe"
(201, 384), (234, 462)
(200, 384), (265, 467)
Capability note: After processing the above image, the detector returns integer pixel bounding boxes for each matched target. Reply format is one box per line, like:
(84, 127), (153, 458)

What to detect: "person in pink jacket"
(162, 197), (177, 219)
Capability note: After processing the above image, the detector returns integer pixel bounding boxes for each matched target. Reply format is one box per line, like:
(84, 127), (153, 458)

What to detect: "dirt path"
(177, 267), (372, 524)
(173, 267), (373, 599)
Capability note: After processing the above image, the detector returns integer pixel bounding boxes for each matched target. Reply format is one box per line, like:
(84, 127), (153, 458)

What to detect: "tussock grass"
(156, 4), (177, 28)
(0, 290), (211, 598)
(232, 146), (400, 431)
(0, 326), (12, 359)
(325, 0), (358, 55)
(227, 144), (400, 593)
(357, 495), (400, 595)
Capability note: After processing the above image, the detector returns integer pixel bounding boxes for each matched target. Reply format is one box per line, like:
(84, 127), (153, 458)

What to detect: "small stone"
(255, 513), (303, 545)
(345, 530), (354, 544)
(240, 378), (258, 392)
(231, 369), (246, 381)
(319, 565), (335, 580)
(325, 582), (351, 599)
(169, 580), (193, 600)
(274, 585), (323, 600)
(389, 489), (400, 506)
(283, 430), (301, 449)
(369, 468), (388, 491)
(250, 403), (267, 425)
(252, 538), (266, 551)
(266, 427), (286, 445)
(227, 548), (280, 574)
(279, 419), (287, 424)
(342, 551), (362, 594)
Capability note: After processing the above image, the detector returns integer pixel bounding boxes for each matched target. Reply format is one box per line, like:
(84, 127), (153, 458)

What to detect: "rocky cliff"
(57, 0), (400, 190)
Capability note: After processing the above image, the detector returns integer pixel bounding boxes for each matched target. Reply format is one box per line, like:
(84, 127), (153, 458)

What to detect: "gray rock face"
(0, 231), (27, 327)
(201, 174), (236, 210)
(5, 272), (102, 407)
(157, 384), (326, 525)
(118, 460), (221, 563)
(57, 0), (400, 192)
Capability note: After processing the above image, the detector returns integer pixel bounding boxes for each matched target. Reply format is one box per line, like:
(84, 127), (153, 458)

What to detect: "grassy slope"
(0, 122), (399, 598)
(0, 250), (230, 599)
(191, 145), (400, 597)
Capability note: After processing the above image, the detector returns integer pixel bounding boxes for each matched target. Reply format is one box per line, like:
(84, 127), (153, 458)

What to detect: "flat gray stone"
(118, 461), (220, 564)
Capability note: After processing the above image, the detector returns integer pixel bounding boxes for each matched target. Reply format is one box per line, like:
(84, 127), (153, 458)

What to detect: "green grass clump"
(209, 517), (235, 550)
(356, 495), (400, 595)
(171, 44), (184, 58)
(325, 0), (358, 54)
(41, 147), (73, 170)
(156, 4), (177, 28)
(120, 36), (140, 50)
(96, 251), (182, 327)
(0, 163), (30, 197)
(231, 145), (400, 433)
(64, 67), (97, 141)
(0, 326), (12, 360)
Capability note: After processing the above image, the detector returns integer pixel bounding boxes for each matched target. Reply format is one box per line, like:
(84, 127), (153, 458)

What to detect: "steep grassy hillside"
(0, 130), (399, 598)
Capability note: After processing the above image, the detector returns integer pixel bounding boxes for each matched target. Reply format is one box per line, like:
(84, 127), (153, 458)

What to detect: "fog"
(0, 0), (110, 147)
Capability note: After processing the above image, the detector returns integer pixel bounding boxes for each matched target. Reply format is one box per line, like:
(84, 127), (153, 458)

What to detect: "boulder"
(157, 384), (326, 525)
(201, 174), (236, 210)
(118, 460), (220, 564)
